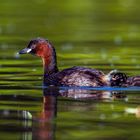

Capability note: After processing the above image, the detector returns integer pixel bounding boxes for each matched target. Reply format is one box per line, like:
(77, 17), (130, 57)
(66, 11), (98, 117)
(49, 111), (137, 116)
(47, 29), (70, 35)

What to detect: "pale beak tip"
(18, 48), (32, 54)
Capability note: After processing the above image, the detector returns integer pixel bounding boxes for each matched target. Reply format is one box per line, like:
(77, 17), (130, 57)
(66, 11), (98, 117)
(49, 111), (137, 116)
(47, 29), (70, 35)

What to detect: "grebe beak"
(19, 48), (32, 54)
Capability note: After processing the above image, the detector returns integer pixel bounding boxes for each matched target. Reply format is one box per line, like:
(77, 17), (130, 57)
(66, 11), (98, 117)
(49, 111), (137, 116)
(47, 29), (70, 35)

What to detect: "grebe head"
(19, 38), (52, 58)
(19, 38), (58, 75)
(108, 70), (127, 87)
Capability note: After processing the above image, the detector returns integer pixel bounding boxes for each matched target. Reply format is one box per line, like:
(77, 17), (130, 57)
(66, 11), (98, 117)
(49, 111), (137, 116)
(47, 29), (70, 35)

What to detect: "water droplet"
(3, 110), (9, 116)
(131, 58), (137, 63)
(32, 69), (37, 71)
(61, 43), (73, 51)
(124, 97), (129, 102)
(99, 114), (106, 120)
(14, 52), (20, 59)
(112, 113), (119, 119)
(114, 36), (122, 45)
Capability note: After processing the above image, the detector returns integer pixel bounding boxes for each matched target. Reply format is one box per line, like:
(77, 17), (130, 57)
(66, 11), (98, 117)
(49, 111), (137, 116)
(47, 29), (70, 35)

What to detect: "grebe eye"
(31, 44), (36, 49)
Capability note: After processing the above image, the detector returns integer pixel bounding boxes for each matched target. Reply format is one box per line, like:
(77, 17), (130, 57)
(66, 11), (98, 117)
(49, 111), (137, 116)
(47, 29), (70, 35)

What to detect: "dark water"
(1, 0), (140, 140)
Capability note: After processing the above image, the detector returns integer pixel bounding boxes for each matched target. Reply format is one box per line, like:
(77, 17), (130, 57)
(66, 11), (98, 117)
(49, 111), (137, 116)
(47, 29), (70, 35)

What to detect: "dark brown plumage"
(125, 76), (140, 87)
(47, 66), (108, 87)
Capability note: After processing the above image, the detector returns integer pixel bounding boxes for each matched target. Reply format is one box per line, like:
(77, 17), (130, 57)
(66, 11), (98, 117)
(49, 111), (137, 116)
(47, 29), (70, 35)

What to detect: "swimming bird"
(19, 37), (137, 87)
(106, 70), (140, 87)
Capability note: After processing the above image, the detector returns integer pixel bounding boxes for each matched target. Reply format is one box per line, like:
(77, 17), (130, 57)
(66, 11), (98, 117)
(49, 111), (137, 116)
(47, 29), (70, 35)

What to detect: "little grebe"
(107, 70), (140, 87)
(19, 38), (136, 87)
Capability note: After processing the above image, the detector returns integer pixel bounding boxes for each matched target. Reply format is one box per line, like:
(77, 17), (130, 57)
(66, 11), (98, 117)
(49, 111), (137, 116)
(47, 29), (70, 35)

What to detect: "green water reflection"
(0, 0), (140, 140)
(0, 88), (140, 140)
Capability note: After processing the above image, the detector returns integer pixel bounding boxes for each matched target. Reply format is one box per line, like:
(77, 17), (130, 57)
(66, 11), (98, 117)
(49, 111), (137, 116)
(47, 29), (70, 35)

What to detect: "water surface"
(0, 0), (140, 140)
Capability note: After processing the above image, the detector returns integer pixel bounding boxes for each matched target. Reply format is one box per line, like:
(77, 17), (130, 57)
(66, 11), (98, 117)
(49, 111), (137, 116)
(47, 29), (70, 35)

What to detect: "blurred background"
(0, 0), (140, 140)
(0, 0), (140, 79)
